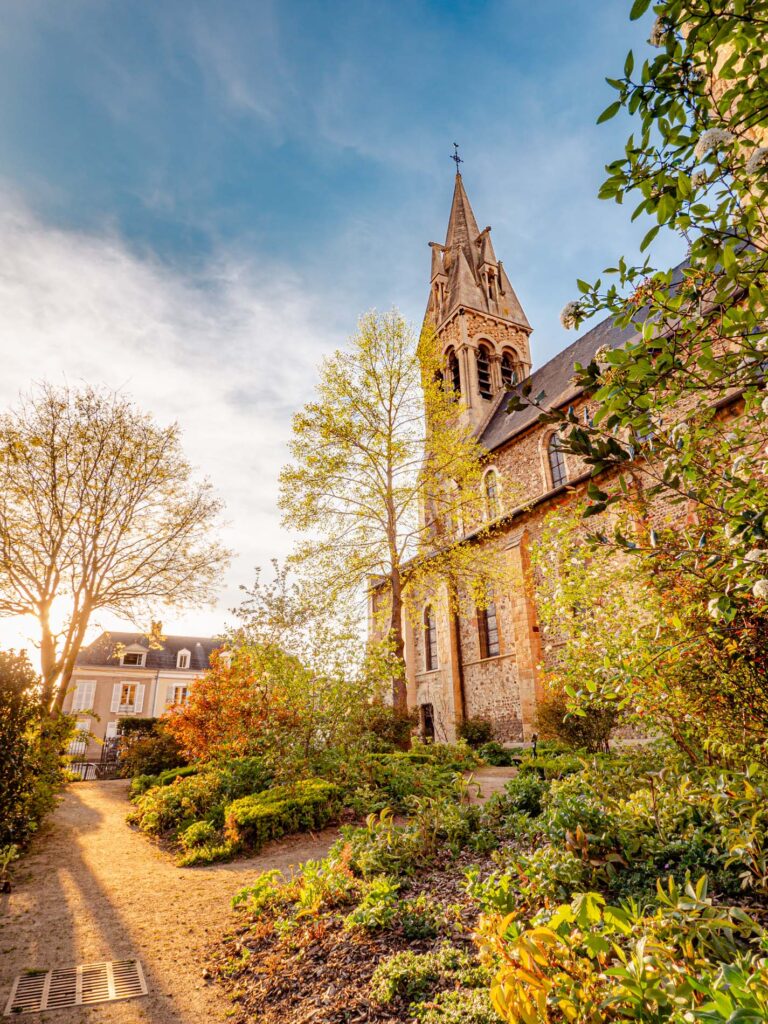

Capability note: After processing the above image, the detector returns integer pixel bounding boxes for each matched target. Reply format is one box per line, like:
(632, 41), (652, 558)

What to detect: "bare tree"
(0, 383), (230, 713)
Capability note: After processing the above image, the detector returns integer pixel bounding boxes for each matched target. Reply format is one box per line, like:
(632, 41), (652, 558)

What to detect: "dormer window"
(476, 345), (492, 400)
(121, 650), (146, 667)
(176, 649), (191, 670)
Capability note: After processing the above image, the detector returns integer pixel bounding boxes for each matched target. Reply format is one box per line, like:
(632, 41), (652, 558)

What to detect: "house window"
(176, 650), (190, 670)
(484, 470), (501, 520)
(548, 434), (568, 488)
(476, 345), (492, 399)
(501, 351), (518, 387)
(446, 347), (461, 394)
(424, 605), (438, 671)
(173, 685), (189, 705)
(68, 719), (90, 756)
(71, 680), (96, 713)
(478, 598), (500, 659)
(119, 683), (137, 709)
(121, 651), (145, 667)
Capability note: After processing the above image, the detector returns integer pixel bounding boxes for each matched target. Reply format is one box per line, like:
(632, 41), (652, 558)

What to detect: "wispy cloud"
(0, 186), (338, 651)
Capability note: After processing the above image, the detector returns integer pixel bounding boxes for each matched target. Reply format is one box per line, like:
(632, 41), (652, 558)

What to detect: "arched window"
(500, 351), (518, 387)
(446, 347), (461, 395)
(548, 434), (568, 488)
(476, 344), (492, 400)
(478, 596), (500, 659)
(424, 605), (438, 671)
(484, 469), (501, 520)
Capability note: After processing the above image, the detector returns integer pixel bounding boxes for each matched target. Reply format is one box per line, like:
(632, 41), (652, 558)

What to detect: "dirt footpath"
(0, 781), (338, 1023)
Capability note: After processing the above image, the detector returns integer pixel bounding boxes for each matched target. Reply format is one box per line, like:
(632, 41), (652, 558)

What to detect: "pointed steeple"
(444, 173), (482, 270)
(426, 172), (530, 330)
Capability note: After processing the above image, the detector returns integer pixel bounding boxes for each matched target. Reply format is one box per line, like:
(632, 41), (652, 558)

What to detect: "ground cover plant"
(214, 744), (768, 1023)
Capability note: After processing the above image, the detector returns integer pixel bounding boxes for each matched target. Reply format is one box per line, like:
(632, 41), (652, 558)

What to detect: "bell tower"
(424, 162), (533, 431)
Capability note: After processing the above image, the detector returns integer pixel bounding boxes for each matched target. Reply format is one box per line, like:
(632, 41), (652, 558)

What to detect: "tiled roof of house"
(480, 261), (688, 452)
(76, 631), (222, 671)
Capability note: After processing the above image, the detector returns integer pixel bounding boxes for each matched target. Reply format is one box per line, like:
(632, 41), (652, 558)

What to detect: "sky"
(0, 0), (681, 658)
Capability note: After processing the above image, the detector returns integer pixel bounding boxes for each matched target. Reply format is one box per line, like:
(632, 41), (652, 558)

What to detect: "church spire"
(423, 163), (534, 429)
(426, 170), (530, 331)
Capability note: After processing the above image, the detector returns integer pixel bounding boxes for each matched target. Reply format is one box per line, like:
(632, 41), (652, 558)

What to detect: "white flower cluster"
(649, 15), (670, 47)
(691, 169), (708, 190)
(560, 301), (582, 331)
(745, 549), (767, 564)
(707, 597), (723, 619)
(693, 128), (734, 161)
(753, 578), (768, 600)
(761, 395), (768, 416)
(745, 147), (768, 177)
(732, 455), (748, 475)
(593, 344), (612, 372)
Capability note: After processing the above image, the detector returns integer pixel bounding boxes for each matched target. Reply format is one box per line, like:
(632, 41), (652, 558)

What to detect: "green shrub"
(179, 820), (217, 850)
(457, 718), (493, 748)
(518, 753), (584, 780)
(536, 688), (617, 753)
(118, 723), (186, 779)
(477, 741), (516, 766)
(0, 651), (69, 848)
(127, 756), (271, 836)
(225, 778), (342, 851)
(480, 774), (549, 829)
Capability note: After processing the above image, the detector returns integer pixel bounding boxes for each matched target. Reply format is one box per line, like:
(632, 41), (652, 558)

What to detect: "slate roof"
(76, 631), (222, 671)
(480, 260), (689, 452)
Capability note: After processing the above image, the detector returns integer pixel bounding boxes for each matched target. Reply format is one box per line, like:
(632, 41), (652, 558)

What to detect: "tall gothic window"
(484, 469), (501, 520)
(501, 351), (518, 387)
(478, 596), (500, 659)
(476, 344), (492, 400)
(548, 433), (568, 488)
(446, 347), (461, 395)
(424, 605), (438, 671)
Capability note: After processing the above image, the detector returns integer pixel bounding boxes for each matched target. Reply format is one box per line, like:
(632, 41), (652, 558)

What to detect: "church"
(385, 168), (645, 744)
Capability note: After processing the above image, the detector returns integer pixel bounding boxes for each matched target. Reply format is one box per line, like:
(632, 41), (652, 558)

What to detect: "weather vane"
(451, 142), (463, 170)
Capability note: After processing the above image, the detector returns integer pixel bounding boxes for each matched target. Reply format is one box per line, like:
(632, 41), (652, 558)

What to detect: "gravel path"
(1, 780), (339, 1023)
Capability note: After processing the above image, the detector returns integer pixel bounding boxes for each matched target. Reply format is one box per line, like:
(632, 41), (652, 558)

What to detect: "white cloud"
(0, 187), (337, 656)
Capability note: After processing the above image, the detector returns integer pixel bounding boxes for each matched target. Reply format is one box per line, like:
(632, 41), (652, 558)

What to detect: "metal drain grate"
(4, 959), (147, 1015)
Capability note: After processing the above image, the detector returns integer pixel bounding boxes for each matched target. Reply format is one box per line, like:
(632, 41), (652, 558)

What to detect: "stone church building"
(382, 170), (644, 744)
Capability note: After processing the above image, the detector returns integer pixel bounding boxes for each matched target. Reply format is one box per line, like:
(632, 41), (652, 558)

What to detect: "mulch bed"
(211, 851), (494, 1024)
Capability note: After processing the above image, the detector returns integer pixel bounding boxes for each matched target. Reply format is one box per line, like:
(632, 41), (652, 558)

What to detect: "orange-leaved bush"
(163, 647), (301, 763)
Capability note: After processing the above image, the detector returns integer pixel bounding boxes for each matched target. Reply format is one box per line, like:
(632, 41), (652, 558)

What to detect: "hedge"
(225, 778), (343, 851)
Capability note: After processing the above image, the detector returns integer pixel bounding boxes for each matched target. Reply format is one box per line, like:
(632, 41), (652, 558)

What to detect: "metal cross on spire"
(451, 142), (463, 171)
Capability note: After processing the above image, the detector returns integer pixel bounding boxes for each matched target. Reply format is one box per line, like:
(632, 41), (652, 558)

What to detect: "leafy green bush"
(536, 687), (617, 753)
(0, 650), (70, 848)
(481, 774), (549, 823)
(179, 820), (217, 850)
(225, 778), (342, 851)
(477, 741), (517, 766)
(457, 718), (493, 748)
(118, 722), (186, 779)
(518, 753), (585, 780)
(127, 756), (271, 835)
(487, 878), (768, 1024)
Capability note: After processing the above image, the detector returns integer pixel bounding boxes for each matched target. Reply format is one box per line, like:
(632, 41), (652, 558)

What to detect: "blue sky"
(0, 0), (680, 648)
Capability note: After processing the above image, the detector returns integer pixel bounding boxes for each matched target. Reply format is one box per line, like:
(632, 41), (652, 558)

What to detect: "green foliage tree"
(509, 0), (768, 622)
(279, 310), (506, 709)
(0, 383), (230, 713)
